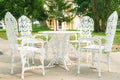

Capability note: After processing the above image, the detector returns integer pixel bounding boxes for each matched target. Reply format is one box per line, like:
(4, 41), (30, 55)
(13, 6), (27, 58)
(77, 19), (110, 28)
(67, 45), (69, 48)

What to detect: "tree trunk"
(100, 0), (113, 32)
(91, 0), (115, 32)
(55, 19), (58, 31)
(40, 20), (48, 27)
(91, 0), (101, 32)
(101, 12), (107, 32)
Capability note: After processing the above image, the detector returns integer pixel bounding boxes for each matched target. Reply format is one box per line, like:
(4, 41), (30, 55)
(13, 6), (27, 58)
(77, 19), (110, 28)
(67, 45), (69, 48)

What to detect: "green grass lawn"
(0, 27), (120, 44)
(0, 29), (7, 39)
(92, 31), (120, 44)
(0, 27), (120, 51)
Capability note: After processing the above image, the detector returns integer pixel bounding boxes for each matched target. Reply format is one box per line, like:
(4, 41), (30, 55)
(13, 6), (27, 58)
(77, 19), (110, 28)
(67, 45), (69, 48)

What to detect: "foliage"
(31, 0), (48, 21)
(0, 0), (48, 21)
(73, 0), (120, 32)
(73, 0), (92, 16)
(1, 0), (120, 32)
(45, 0), (76, 21)
(0, 0), (6, 20)
(45, 0), (77, 30)
(0, 0), (77, 27)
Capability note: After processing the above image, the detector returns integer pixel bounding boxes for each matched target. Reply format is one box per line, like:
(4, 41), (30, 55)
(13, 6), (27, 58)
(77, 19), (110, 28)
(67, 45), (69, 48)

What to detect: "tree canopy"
(74, 0), (120, 32)
(45, 0), (77, 30)
(0, 0), (120, 32)
(0, 0), (76, 27)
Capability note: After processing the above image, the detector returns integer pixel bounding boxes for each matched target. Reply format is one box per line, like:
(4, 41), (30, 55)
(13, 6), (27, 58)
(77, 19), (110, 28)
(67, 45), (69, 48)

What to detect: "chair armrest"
(93, 36), (106, 44)
(21, 37), (45, 48)
(78, 37), (102, 48)
(33, 33), (49, 42)
(93, 36), (106, 40)
(17, 37), (23, 40)
(78, 37), (93, 42)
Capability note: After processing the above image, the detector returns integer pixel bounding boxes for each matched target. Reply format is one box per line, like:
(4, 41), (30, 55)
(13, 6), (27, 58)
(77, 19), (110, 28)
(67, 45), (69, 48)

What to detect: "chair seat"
(18, 46), (44, 52)
(69, 40), (91, 43)
(77, 11), (118, 78)
(82, 45), (104, 50)
(5, 12), (46, 79)
(69, 40), (78, 43)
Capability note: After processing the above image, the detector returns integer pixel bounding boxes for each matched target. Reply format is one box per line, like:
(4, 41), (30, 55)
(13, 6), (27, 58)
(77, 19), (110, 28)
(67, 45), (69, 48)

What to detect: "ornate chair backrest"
(5, 12), (18, 53)
(79, 16), (94, 38)
(18, 15), (32, 37)
(104, 11), (118, 52)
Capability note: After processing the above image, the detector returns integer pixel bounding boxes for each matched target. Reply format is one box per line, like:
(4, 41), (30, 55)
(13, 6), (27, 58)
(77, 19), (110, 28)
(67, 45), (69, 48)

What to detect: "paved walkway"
(0, 38), (120, 80)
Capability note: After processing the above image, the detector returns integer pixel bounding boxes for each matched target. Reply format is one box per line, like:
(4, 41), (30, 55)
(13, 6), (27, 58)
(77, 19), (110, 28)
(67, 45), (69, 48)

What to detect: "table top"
(38, 31), (80, 34)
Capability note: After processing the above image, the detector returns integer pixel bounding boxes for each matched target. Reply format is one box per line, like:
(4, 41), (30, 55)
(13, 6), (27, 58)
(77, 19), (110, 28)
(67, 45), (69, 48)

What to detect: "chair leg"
(41, 53), (45, 76)
(77, 57), (80, 74)
(31, 43), (35, 64)
(21, 51), (27, 79)
(45, 44), (48, 58)
(92, 52), (95, 66)
(97, 50), (101, 77)
(21, 57), (25, 79)
(26, 56), (30, 67)
(77, 49), (81, 74)
(32, 52), (35, 64)
(21, 62), (25, 80)
(11, 53), (14, 74)
(107, 53), (111, 72)
(74, 43), (78, 56)
(41, 60), (45, 76)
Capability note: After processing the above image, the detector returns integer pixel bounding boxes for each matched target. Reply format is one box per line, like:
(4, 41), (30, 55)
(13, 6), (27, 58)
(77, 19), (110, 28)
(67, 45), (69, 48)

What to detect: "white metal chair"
(18, 15), (48, 64)
(69, 16), (94, 56)
(5, 12), (19, 74)
(5, 12), (46, 79)
(77, 11), (118, 77)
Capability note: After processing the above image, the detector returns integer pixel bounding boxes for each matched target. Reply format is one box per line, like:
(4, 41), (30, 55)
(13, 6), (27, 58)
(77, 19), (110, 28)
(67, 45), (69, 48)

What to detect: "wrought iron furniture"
(69, 16), (94, 58)
(77, 11), (118, 77)
(5, 12), (46, 79)
(18, 15), (48, 64)
(39, 31), (80, 70)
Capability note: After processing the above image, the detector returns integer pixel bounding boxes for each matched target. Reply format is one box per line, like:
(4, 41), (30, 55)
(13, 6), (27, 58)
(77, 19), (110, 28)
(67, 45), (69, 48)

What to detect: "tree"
(0, 0), (48, 27)
(0, 0), (6, 20)
(74, 0), (120, 32)
(73, 0), (92, 16)
(0, 0), (31, 19)
(31, 0), (48, 27)
(91, 0), (120, 32)
(90, 0), (100, 32)
(45, 0), (76, 30)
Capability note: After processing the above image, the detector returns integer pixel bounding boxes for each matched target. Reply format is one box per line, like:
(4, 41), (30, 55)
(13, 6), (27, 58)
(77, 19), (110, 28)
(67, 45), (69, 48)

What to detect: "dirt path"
(0, 38), (120, 80)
